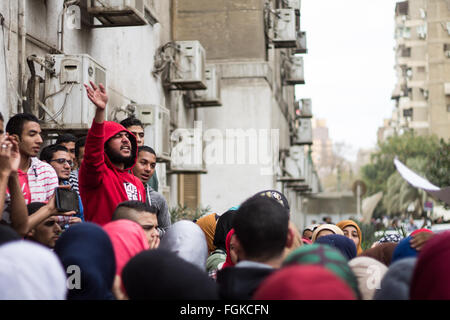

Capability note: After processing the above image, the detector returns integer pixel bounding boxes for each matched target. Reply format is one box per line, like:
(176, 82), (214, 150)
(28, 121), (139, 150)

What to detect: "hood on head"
(103, 121), (138, 170)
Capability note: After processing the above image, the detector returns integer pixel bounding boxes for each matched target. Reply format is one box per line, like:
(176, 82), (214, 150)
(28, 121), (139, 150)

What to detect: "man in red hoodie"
(79, 81), (145, 225)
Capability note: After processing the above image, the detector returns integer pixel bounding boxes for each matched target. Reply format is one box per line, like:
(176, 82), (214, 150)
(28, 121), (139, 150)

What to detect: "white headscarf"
(0, 240), (67, 300)
(159, 220), (208, 271)
(348, 256), (388, 300)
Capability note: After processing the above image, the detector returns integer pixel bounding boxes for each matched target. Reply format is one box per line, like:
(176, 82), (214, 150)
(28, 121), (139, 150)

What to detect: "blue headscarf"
(54, 222), (116, 300)
(316, 234), (357, 260)
(391, 236), (418, 263)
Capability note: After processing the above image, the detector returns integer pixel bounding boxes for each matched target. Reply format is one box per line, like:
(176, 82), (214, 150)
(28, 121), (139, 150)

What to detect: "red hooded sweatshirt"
(79, 120), (145, 225)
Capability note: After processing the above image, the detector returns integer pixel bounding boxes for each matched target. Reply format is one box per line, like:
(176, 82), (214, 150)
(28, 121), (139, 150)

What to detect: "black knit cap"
(250, 189), (290, 211)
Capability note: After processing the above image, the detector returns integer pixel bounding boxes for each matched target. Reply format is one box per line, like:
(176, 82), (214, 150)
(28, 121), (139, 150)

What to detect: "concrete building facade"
(0, 0), (319, 231)
(391, 0), (450, 139)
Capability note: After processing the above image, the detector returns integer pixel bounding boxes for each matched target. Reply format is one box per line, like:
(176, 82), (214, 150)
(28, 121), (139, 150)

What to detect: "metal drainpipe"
(18, 0), (26, 112)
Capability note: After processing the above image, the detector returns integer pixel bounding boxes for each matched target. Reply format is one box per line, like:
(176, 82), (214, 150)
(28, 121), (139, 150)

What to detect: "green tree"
(360, 131), (440, 216)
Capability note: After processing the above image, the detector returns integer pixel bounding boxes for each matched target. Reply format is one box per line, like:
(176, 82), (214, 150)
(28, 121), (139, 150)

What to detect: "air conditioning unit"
(170, 128), (206, 173)
(445, 83), (450, 96)
(284, 0), (301, 13)
(284, 56), (305, 85)
(293, 118), (312, 145)
(273, 9), (297, 48)
(86, 0), (149, 27)
(294, 31), (307, 54)
(42, 54), (106, 130)
(189, 64), (222, 107)
(416, 25), (427, 39)
(135, 104), (171, 161)
(284, 145), (306, 179)
(299, 98), (312, 118)
(169, 41), (207, 90)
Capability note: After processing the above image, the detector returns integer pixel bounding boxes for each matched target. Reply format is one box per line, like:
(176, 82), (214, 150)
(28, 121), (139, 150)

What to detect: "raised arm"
(80, 81), (109, 189)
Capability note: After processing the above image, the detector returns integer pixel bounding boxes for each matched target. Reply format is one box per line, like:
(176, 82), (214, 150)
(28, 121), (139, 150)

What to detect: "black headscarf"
(122, 249), (219, 300)
(213, 210), (235, 251)
(54, 222), (116, 300)
(0, 224), (21, 246)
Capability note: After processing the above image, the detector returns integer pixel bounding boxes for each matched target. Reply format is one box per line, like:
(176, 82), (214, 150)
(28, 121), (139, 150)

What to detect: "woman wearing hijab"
(373, 257), (417, 300)
(360, 242), (397, 267)
(122, 249), (219, 300)
(103, 219), (150, 277)
(222, 228), (237, 269)
(410, 231), (450, 299)
(311, 223), (344, 242)
(0, 240), (67, 299)
(316, 234), (357, 260)
(348, 256), (388, 300)
(196, 213), (218, 254)
(337, 220), (363, 255)
(253, 265), (356, 300)
(159, 220), (208, 271)
(207, 209), (235, 277)
(283, 243), (361, 299)
(54, 222), (116, 300)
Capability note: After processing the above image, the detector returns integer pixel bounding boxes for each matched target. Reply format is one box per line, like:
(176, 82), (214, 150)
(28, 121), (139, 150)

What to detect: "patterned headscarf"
(377, 233), (403, 244)
(336, 220), (363, 255)
(283, 243), (361, 299)
(253, 265), (356, 300)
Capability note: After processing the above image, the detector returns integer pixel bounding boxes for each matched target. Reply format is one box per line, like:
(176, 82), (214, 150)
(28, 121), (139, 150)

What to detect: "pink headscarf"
(222, 228), (236, 269)
(103, 220), (149, 276)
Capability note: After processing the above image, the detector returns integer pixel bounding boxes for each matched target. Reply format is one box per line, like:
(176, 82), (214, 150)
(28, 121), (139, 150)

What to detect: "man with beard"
(79, 82), (145, 225)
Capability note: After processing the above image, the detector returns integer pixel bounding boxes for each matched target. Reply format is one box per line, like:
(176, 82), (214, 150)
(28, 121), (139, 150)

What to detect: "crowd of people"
(0, 82), (449, 300)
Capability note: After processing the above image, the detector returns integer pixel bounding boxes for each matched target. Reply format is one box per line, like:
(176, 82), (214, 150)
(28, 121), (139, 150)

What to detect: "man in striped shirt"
(3, 114), (59, 223)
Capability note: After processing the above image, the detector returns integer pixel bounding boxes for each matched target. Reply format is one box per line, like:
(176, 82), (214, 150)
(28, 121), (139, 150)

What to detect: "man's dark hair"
(40, 144), (69, 163)
(138, 145), (156, 157)
(120, 117), (143, 130)
(56, 133), (77, 145)
(75, 136), (86, 159)
(112, 200), (157, 221)
(233, 196), (289, 261)
(6, 113), (39, 137)
(27, 202), (46, 216)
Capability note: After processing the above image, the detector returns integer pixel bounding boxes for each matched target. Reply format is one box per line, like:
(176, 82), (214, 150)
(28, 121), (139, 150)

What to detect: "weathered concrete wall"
(173, 0), (266, 61)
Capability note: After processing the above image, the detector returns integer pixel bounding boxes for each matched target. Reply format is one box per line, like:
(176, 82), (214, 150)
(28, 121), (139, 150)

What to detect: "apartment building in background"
(0, 0), (319, 231)
(391, 0), (450, 139)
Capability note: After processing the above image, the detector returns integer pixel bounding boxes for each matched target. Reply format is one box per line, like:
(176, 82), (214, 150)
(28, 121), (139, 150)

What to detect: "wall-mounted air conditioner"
(293, 118), (312, 145)
(135, 104), (171, 161)
(284, 145), (305, 179)
(170, 128), (207, 173)
(85, 0), (152, 27)
(273, 9), (297, 48)
(294, 31), (307, 54)
(169, 41), (207, 90)
(42, 54), (106, 130)
(284, 0), (301, 14)
(284, 56), (305, 85)
(297, 98), (312, 118)
(189, 64), (221, 107)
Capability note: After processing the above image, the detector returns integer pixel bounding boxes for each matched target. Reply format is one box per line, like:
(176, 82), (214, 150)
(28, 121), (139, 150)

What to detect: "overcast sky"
(296, 0), (399, 162)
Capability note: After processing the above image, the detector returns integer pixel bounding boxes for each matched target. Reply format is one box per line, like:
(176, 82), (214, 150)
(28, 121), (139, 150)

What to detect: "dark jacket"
(216, 265), (274, 300)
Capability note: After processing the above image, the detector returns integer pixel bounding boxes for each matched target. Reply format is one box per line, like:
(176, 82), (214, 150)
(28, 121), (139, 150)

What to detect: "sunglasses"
(50, 158), (73, 167)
